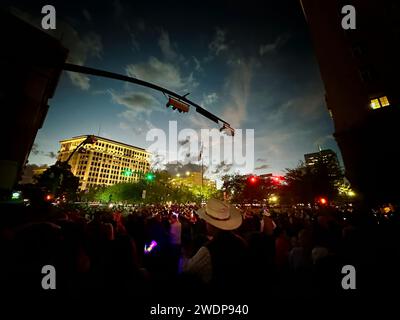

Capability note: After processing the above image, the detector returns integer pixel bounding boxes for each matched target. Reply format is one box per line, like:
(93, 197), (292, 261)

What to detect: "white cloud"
(259, 34), (290, 56)
(115, 92), (158, 135)
(209, 28), (228, 56)
(110, 90), (160, 116)
(221, 60), (253, 128)
(158, 29), (177, 60)
(201, 92), (218, 106)
(193, 56), (203, 72)
(64, 32), (102, 90)
(68, 73), (90, 90)
(126, 57), (196, 90)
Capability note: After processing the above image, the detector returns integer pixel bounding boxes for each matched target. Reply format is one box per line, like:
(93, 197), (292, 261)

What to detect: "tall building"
(305, 149), (340, 169)
(58, 135), (151, 190)
(300, 0), (400, 203)
(0, 12), (67, 194)
(305, 149), (341, 180)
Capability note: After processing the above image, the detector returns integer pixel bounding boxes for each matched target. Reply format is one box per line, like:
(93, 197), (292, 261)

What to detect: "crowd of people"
(1, 198), (399, 302)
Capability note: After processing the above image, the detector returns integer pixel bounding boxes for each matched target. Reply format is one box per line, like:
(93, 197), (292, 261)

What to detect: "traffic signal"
(166, 97), (190, 113)
(145, 172), (155, 181)
(271, 175), (285, 185)
(248, 175), (258, 184)
(318, 197), (328, 205)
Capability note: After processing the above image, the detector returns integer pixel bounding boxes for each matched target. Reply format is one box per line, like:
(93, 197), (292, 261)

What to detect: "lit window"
(379, 96), (390, 107)
(370, 99), (380, 109)
(370, 96), (390, 109)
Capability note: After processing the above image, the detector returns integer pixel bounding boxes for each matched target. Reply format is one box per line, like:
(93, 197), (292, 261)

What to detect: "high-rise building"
(305, 149), (340, 168)
(58, 135), (151, 190)
(304, 149), (341, 180)
(300, 0), (400, 203)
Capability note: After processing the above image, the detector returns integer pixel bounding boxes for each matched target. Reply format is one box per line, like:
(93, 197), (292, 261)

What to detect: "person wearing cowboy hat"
(182, 198), (248, 293)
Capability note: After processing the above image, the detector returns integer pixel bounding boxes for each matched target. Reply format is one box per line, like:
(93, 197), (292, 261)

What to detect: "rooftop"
(59, 135), (148, 152)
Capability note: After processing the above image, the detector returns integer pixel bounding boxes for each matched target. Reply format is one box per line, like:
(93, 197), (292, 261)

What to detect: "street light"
(347, 190), (356, 197)
(186, 171), (190, 176)
(269, 195), (278, 202)
(176, 173), (180, 177)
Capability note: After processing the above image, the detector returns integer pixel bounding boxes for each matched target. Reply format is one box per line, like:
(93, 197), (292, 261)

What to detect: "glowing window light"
(379, 96), (390, 107)
(370, 99), (380, 109)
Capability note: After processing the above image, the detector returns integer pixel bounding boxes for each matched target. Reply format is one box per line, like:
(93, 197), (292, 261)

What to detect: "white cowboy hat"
(196, 198), (242, 230)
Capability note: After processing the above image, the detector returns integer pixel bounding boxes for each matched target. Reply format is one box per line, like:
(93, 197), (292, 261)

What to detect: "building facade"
(305, 149), (340, 169)
(305, 149), (341, 181)
(58, 135), (150, 190)
(300, 0), (400, 203)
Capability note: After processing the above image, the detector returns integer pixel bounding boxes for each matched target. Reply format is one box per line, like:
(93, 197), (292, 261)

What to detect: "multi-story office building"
(305, 149), (340, 169)
(300, 0), (400, 203)
(305, 149), (341, 180)
(58, 135), (151, 190)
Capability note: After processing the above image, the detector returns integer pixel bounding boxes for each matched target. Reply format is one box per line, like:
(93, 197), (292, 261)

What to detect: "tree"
(221, 173), (275, 204)
(282, 160), (343, 204)
(36, 163), (79, 200)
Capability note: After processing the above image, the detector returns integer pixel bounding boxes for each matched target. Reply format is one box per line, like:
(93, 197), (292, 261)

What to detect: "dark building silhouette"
(305, 149), (340, 169)
(0, 11), (68, 195)
(300, 0), (400, 204)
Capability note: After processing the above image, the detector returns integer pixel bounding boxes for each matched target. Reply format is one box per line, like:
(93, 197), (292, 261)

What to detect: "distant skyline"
(6, 0), (343, 179)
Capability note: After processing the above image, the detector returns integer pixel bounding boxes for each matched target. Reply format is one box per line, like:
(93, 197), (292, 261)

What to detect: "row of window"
(94, 143), (147, 157)
(370, 96), (390, 110)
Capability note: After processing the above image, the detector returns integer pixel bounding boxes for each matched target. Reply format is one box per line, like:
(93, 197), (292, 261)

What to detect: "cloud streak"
(158, 29), (177, 60)
(259, 34), (290, 56)
(221, 60), (253, 128)
(255, 164), (269, 170)
(209, 28), (228, 56)
(126, 57), (197, 90)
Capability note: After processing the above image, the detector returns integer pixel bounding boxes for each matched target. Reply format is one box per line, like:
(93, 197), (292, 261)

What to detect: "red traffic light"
(318, 197), (327, 205)
(166, 97), (190, 113)
(248, 175), (258, 184)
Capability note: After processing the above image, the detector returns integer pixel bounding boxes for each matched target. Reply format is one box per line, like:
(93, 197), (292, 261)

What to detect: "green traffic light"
(145, 173), (155, 181)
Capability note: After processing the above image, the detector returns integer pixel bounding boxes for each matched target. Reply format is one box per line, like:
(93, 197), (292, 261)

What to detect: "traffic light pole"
(63, 63), (234, 134)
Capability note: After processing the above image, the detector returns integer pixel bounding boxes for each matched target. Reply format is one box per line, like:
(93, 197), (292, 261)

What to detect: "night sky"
(6, 0), (342, 179)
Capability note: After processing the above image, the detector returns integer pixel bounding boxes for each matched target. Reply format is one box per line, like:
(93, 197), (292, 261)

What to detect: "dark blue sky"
(7, 0), (342, 178)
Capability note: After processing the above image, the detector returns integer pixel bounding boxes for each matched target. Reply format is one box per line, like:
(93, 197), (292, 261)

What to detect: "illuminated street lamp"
(347, 190), (356, 197)
(176, 173), (180, 177)
(186, 171), (190, 176)
(270, 195), (278, 202)
(269, 194), (278, 204)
